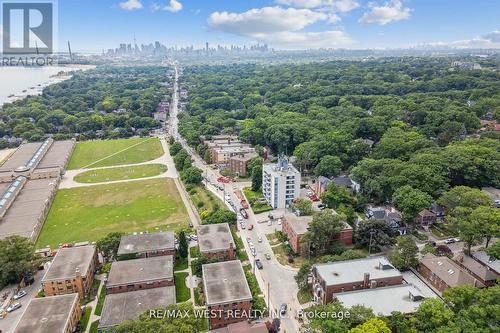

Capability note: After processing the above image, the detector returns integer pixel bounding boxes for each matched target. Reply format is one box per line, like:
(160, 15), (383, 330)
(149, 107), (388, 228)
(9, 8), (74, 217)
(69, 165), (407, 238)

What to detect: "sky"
(51, 0), (500, 52)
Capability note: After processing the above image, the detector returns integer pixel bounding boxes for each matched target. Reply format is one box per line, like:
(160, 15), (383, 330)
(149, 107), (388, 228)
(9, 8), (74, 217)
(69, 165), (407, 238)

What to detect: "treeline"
(0, 66), (171, 145)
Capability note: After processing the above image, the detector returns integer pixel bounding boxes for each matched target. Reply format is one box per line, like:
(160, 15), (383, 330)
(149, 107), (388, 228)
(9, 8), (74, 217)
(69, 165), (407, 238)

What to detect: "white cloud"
(359, 0), (410, 25)
(411, 31), (500, 49)
(119, 0), (143, 10)
(207, 6), (352, 49)
(208, 7), (327, 35)
(276, 0), (359, 13)
(152, 0), (182, 12)
(483, 31), (500, 43)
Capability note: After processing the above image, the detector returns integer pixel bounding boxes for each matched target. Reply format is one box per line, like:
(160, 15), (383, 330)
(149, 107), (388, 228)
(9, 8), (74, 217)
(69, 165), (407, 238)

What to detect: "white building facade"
(262, 158), (301, 209)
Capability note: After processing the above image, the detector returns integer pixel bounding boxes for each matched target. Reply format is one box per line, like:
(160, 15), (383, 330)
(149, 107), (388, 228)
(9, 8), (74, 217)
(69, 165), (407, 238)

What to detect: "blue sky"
(55, 0), (500, 52)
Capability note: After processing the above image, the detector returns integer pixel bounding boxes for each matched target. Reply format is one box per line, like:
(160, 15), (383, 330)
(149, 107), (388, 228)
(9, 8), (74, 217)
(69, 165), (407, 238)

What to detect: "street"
(167, 64), (302, 333)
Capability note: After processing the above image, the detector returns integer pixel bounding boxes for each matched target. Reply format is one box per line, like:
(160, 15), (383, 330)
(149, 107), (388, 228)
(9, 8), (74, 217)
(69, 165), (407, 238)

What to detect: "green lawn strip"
(175, 272), (190, 302)
(189, 246), (199, 258)
(89, 320), (99, 333)
(80, 306), (92, 331)
(175, 251), (189, 271)
(230, 227), (249, 261)
(194, 286), (204, 306)
(68, 137), (163, 169)
(187, 185), (222, 215)
(74, 164), (167, 183)
(297, 289), (312, 304)
(36, 178), (189, 248)
(94, 286), (106, 316)
(243, 187), (273, 214)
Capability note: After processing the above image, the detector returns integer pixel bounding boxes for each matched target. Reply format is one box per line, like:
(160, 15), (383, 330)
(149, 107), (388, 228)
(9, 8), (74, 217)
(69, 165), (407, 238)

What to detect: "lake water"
(0, 66), (76, 106)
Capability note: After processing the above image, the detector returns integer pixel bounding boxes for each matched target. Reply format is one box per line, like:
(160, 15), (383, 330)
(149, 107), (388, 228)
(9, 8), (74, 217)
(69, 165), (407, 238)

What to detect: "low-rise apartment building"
(13, 293), (81, 333)
(198, 223), (236, 261)
(454, 253), (499, 287)
(228, 152), (257, 177)
(203, 260), (253, 330)
(106, 256), (174, 294)
(99, 286), (176, 330)
(117, 231), (175, 259)
(312, 257), (403, 304)
(417, 253), (483, 293)
(282, 213), (353, 254)
(471, 250), (500, 275)
(41, 245), (98, 298)
(262, 158), (301, 209)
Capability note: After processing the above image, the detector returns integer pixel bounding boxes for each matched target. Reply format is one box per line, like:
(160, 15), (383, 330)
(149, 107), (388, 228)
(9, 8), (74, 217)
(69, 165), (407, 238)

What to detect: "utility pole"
(368, 230), (376, 255)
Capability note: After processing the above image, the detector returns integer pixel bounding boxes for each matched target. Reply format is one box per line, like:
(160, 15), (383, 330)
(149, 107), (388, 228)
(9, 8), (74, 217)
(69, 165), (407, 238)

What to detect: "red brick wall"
(201, 248), (237, 261)
(106, 278), (174, 294)
(282, 218), (300, 253)
(208, 300), (252, 329)
(136, 249), (175, 258)
(417, 263), (449, 292)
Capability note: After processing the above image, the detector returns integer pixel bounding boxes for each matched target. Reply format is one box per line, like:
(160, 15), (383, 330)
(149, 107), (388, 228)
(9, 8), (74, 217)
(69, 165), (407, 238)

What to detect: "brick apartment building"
(228, 152), (257, 177)
(454, 253), (499, 287)
(282, 213), (353, 254)
(106, 256), (174, 294)
(312, 257), (403, 304)
(198, 223), (236, 261)
(117, 232), (175, 259)
(13, 293), (81, 333)
(41, 245), (98, 298)
(203, 260), (253, 330)
(417, 253), (483, 293)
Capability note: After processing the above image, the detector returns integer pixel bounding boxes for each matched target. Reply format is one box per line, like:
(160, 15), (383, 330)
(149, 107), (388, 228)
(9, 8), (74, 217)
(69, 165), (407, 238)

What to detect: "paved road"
(168, 65), (301, 333)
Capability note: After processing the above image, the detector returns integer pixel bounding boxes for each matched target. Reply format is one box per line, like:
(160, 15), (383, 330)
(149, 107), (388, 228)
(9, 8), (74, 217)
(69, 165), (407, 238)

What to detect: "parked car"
(239, 208), (248, 219)
(318, 204), (326, 210)
(267, 220), (272, 226)
(248, 241), (254, 248)
(255, 259), (263, 269)
(280, 303), (287, 315)
(13, 290), (27, 300)
(240, 223), (246, 230)
(188, 223), (193, 228)
(444, 238), (458, 244)
(251, 248), (256, 257)
(277, 219), (282, 225)
(265, 253), (271, 260)
(190, 235), (198, 241)
(246, 237), (252, 243)
(7, 303), (21, 313)
(258, 236), (262, 243)
(248, 224), (254, 230)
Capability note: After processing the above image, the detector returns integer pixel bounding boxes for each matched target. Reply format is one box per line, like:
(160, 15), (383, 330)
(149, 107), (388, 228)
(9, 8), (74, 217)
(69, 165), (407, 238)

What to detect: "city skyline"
(53, 0), (500, 52)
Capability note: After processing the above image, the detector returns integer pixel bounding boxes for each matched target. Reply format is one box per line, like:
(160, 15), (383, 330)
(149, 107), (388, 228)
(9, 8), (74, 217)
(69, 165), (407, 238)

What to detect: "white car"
(248, 241), (254, 248)
(267, 220), (272, 226)
(240, 223), (246, 230)
(251, 248), (257, 256)
(246, 237), (252, 243)
(13, 290), (27, 300)
(7, 303), (21, 313)
(277, 219), (282, 225)
(258, 236), (263, 243)
(190, 235), (198, 241)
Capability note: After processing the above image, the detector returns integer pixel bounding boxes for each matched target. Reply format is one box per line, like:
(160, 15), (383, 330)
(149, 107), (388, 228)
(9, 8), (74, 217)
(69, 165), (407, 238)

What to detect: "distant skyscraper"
(205, 42), (209, 51)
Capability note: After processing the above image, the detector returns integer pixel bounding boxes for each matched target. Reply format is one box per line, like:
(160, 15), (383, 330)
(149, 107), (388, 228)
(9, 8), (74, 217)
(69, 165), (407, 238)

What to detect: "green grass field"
(188, 185), (221, 215)
(175, 272), (190, 302)
(36, 178), (189, 248)
(74, 164), (167, 183)
(67, 137), (164, 169)
(243, 187), (273, 214)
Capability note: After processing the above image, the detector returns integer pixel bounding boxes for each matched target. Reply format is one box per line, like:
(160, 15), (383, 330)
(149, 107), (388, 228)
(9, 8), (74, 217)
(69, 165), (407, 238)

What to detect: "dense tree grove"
(0, 66), (170, 144)
(178, 58), (499, 207)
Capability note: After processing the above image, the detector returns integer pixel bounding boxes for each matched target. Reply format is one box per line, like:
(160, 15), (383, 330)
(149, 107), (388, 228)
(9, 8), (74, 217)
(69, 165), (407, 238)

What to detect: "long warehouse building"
(0, 138), (75, 241)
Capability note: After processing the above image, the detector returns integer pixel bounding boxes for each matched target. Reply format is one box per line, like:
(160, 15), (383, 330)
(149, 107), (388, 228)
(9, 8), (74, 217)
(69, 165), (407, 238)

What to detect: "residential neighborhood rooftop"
(202, 260), (252, 306)
(198, 223), (235, 252)
(107, 255), (173, 286)
(283, 213), (313, 235)
(471, 250), (500, 274)
(454, 253), (499, 282)
(209, 321), (268, 333)
(42, 245), (96, 281)
(98, 286), (176, 329)
(313, 256), (402, 286)
(13, 293), (79, 333)
(335, 284), (427, 316)
(117, 231), (175, 256)
(420, 253), (483, 288)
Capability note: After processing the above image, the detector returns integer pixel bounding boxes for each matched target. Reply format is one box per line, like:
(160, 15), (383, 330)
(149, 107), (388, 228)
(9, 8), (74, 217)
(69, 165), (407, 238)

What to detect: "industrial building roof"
(202, 260), (252, 306)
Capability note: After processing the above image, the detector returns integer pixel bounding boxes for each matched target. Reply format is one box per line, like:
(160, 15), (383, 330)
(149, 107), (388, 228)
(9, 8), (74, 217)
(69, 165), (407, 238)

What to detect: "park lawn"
(74, 164), (167, 183)
(67, 137), (164, 169)
(36, 178), (189, 248)
(243, 187), (273, 214)
(175, 272), (190, 302)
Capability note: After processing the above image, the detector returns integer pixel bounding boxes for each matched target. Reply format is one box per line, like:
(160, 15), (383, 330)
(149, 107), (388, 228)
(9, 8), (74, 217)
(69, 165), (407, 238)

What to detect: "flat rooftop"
(117, 232), (175, 256)
(313, 256), (402, 286)
(107, 256), (173, 286)
(202, 260), (252, 306)
(37, 140), (74, 169)
(42, 245), (96, 282)
(198, 223), (235, 252)
(283, 213), (313, 235)
(210, 321), (268, 333)
(335, 284), (428, 316)
(99, 286), (176, 329)
(0, 178), (58, 240)
(13, 293), (79, 333)
(0, 142), (42, 172)
(420, 253), (483, 288)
